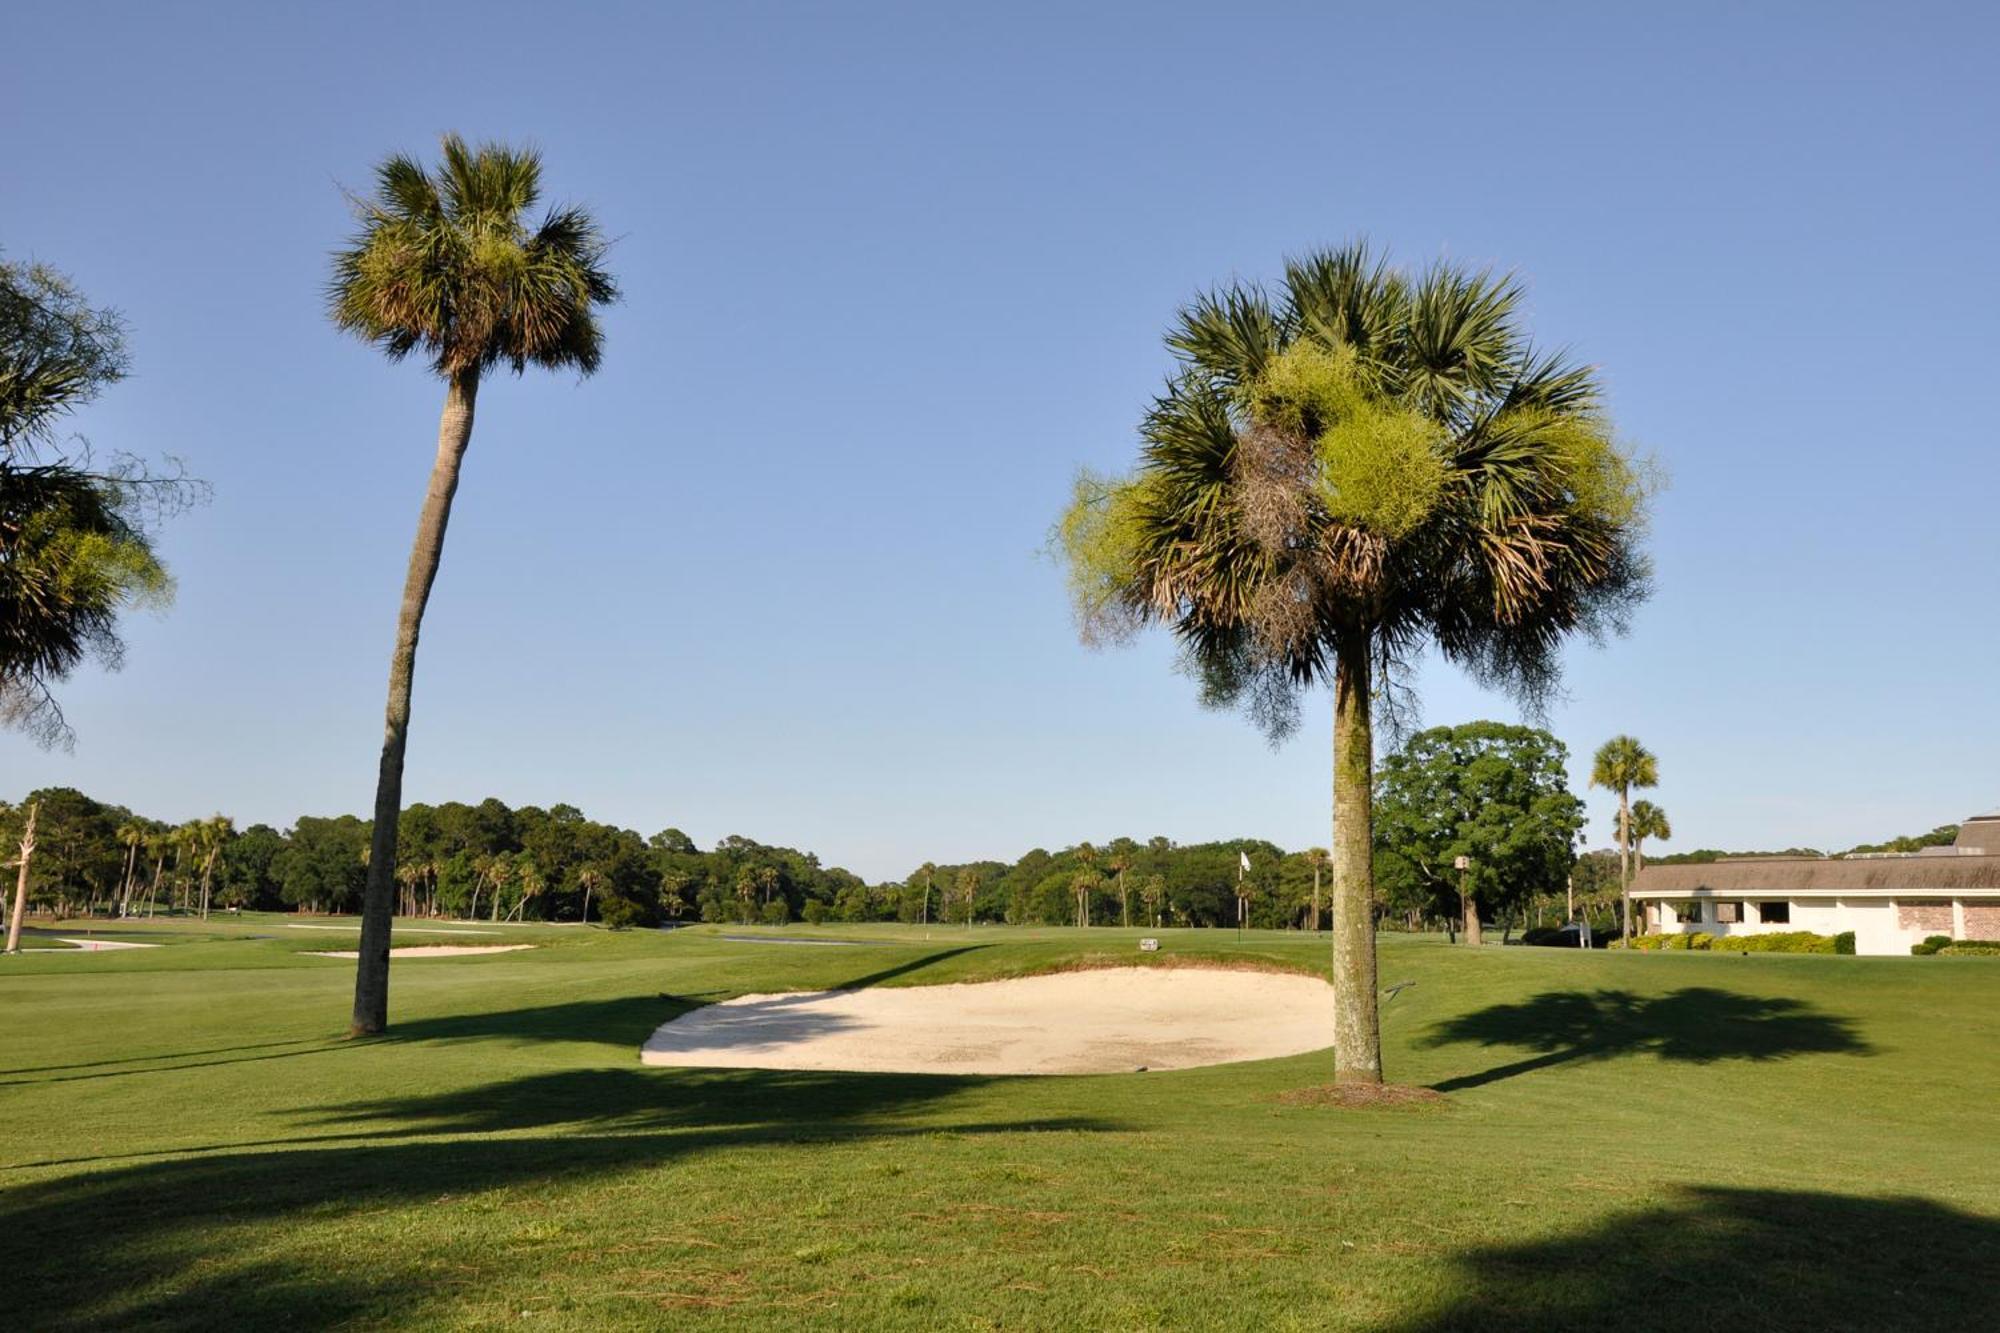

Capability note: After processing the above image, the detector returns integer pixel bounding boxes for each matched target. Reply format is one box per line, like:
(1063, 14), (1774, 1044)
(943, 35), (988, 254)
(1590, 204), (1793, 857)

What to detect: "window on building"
(1714, 901), (1743, 924)
(1675, 901), (1703, 924)
(1758, 901), (1790, 924)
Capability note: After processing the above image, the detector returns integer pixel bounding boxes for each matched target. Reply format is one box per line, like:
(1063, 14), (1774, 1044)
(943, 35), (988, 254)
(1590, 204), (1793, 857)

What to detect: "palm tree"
(954, 867), (979, 928)
(114, 820), (143, 917)
(1057, 244), (1651, 1083)
(1070, 869), (1101, 929)
(1591, 736), (1659, 942)
(1305, 847), (1330, 932)
(1107, 838), (1136, 926)
(1629, 799), (1671, 873)
(329, 136), (616, 1035)
(4, 801), (38, 954)
(576, 864), (604, 923)
(194, 814), (233, 920)
(1139, 873), (1166, 928)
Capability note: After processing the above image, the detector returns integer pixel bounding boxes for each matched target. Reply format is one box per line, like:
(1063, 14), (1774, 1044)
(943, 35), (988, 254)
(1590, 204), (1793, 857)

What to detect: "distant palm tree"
(576, 864), (604, 923)
(194, 814), (233, 920)
(1139, 873), (1166, 928)
(1071, 870), (1101, 929)
(1629, 800), (1671, 872)
(1072, 843), (1099, 927)
(114, 820), (143, 916)
(954, 867), (979, 928)
(1058, 245), (1652, 1081)
(1305, 847), (1330, 932)
(1107, 838), (1136, 926)
(329, 135), (616, 1035)
(1591, 736), (1659, 941)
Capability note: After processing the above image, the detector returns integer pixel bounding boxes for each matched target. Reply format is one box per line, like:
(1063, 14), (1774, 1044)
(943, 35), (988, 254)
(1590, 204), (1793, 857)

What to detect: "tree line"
(5, 720), (1648, 935)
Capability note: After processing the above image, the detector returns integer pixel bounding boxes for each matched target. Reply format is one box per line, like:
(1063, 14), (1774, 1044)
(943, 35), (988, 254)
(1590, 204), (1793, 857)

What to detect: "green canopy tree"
(329, 136), (617, 1034)
(1057, 243), (1651, 1083)
(1590, 735), (1659, 941)
(1373, 722), (1585, 943)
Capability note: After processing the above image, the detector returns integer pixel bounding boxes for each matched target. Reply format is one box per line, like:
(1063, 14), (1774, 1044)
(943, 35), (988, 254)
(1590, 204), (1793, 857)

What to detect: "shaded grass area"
(2, 923), (1997, 1329)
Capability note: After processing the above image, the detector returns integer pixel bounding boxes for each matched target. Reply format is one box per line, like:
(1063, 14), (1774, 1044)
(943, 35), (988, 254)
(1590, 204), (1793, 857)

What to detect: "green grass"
(3, 918), (1997, 1329)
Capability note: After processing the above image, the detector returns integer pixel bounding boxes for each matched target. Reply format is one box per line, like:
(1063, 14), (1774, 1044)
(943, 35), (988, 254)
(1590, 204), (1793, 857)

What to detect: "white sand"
(53, 938), (161, 951)
(303, 944), (536, 959)
(641, 966), (1334, 1075)
(286, 924), (503, 935)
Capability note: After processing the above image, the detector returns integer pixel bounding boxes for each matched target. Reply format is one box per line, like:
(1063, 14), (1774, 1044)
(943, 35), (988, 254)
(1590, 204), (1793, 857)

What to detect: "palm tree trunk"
(1331, 640), (1382, 1085)
(1618, 790), (1632, 943)
(119, 841), (138, 916)
(5, 803), (39, 954)
(199, 848), (218, 920)
(352, 369), (480, 1037)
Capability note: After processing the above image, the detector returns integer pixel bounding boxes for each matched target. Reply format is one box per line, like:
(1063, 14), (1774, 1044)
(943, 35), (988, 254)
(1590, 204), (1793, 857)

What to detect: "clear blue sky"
(5, 1), (1995, 880)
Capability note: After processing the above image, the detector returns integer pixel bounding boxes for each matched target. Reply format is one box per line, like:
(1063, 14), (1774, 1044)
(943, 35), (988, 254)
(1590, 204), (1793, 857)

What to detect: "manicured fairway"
(2, 919), (1996, 1329)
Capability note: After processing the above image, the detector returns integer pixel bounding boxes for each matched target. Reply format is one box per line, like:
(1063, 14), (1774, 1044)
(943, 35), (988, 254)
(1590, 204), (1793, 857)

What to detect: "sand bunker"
(641, 966), (1333, 1075)
(51, 937), (161, 951)
(286, 924), (503, 935)
(304, 944), (535, 959)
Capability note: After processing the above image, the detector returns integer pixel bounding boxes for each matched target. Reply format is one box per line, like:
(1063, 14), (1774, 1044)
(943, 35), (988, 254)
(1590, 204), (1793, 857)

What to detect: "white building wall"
(1652, 895), (1971, 956)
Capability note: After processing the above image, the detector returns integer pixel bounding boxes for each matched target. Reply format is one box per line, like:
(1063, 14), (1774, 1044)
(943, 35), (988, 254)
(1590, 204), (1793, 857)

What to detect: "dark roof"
(1956, 814), (2000, 854)
(1633, 854), (2000, 896)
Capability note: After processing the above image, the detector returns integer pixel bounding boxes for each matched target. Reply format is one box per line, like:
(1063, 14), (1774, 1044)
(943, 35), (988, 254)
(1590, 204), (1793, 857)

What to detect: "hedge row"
(1914, 936), (2000, 956)
(1619, 930), (1843, 953)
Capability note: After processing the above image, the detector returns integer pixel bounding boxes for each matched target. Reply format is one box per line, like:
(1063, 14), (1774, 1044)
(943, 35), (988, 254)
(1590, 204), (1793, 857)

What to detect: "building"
(1628, 810), (2000, 956)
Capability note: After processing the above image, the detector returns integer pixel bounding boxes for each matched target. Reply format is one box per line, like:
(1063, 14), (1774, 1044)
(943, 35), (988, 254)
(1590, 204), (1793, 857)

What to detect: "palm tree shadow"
(1423, 988), (1871, 1092)
(374, 944), (993, 1053)
(1393, 1186), (2000, 1331)
(1, 1064), (1124, 1328)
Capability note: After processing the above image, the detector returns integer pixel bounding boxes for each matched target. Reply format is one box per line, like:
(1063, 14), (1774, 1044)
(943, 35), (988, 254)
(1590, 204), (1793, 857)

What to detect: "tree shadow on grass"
(374, 944), (993, 1053)
(0, 1064), (1122, 1330)
(1391, 1186), (2000, 1331)
(1422, 987), (1871, 1092)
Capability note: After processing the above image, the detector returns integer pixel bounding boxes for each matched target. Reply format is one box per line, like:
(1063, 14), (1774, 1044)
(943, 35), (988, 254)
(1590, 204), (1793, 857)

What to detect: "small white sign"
(1139, 938), (1161, 952)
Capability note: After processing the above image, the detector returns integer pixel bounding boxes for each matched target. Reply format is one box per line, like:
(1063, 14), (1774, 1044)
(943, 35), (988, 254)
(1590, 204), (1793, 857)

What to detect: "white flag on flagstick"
(1239, 850), (1251, 873)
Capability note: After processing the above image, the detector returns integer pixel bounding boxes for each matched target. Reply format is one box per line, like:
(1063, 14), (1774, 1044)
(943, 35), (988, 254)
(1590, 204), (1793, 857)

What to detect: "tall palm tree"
(329, 136), (616, 1035)
(1058, 244), (1651, 1083)
(1591, 736), (1659, 942)
(1629, 799), (1671, 872)
(1139, 873), (1166, 928)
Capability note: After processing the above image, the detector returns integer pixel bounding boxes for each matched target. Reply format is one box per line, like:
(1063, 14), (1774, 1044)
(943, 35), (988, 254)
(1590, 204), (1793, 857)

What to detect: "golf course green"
(3, 919), (1996, 1329)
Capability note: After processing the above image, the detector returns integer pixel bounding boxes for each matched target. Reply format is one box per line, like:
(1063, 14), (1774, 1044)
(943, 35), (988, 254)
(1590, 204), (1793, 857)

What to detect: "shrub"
(596, 893), (651, 931)
(1938, 940), (2000, 956)
(801, 900), (827, 925)
(759, 900), (789, 926)
(1834, 931), (1856, 955)
(1912, 934), (1953, 956)
(1520, 927), (1577, 948)
(1713, 931), (1837, 954)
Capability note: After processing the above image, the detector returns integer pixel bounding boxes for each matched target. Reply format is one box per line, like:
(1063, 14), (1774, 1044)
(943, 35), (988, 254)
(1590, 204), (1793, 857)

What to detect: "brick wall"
(1898, 900), (1954, 932)
(1963, 904), (2000, 938)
